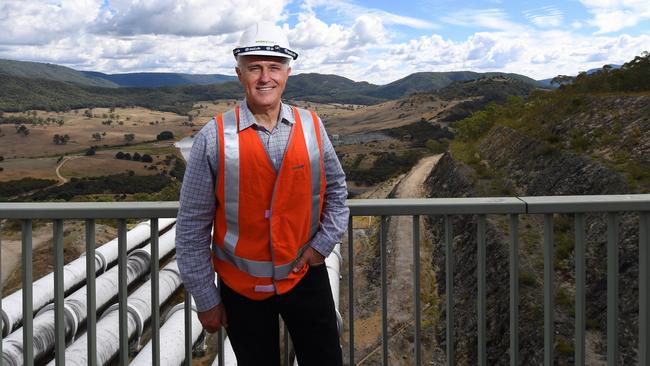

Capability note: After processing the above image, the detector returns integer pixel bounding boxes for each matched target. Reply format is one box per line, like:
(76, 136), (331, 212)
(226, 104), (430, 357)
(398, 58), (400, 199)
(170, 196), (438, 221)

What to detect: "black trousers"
(220, 264), (342, 366)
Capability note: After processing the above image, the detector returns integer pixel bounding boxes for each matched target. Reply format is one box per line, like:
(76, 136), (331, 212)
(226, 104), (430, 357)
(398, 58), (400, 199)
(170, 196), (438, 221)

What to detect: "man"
(176, 21), (349, 366)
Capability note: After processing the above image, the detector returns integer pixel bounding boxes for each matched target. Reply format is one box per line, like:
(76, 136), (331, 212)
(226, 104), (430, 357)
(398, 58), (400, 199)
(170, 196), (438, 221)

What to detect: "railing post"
(413, 215), (421, 365)
(347, 215), (355, 365)
(380, 215), (388, 366)
(218, 325), (225, 366)
(86, 219), (97, 366)
(639, 212), (649, 366)
(22, 219), (34, 366)
(0, 220), (2, 360)
(477, 215), (486, 366)
(185, 289), (193, 366)
(53, 219), (65, 366)
(118, 219), (128, 366)
(543, 214), (554, 366)
(575, 213), (586, 366)
(151, 218), (161, 366)
(607, 213), (619, 366)
(509, 214), (519, 366)
(445, 216), (454, 366)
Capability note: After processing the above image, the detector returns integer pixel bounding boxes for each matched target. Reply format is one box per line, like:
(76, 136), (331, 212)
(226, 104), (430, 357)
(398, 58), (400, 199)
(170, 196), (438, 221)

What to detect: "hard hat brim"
(233, 45), (298, 60)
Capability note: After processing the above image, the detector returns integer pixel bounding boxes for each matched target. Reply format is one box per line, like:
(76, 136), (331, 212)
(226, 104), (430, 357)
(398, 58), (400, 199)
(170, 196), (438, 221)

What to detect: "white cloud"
(302, 0), (437, 29)
(347, 15), (386, 47)
(287, 14), (347, 50)
(356, 30), (650, 83)
(0, 0), (648, 86)
(579, 0), (650, 33)
(94, 0), (290, 36)
(442, 9), (525, 32)
(0, 0), (101, 45)
(523, 6), (563, 27)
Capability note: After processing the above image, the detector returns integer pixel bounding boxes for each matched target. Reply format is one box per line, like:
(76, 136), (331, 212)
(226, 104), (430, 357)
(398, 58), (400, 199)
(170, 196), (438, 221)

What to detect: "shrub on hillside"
(132, 152), (141, 161)
(141, 154), (153, 163)
(0, 178), (57, 200)
(24, 173), (173, 201)
(115, 151), (124, 159)
(157, 131), (174, 140)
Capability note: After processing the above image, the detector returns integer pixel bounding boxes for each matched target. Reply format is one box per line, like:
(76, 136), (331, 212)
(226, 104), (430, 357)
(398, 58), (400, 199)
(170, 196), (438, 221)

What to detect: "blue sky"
(0, 0), (648, 84)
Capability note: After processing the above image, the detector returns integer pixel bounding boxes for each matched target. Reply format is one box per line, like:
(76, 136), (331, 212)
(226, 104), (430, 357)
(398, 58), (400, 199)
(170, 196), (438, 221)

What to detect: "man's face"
(236, 55), (291, 112)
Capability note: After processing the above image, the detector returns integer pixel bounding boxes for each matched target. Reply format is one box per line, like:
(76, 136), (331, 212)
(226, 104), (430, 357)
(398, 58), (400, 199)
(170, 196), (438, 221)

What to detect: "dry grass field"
(0, 96), (451, 186)
(324, 94), (463, 134)
(0, 101), (240, 182)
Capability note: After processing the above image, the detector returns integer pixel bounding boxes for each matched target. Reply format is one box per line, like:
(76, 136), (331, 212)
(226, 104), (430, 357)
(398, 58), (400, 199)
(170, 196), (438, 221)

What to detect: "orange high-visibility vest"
(211, 105), (326, 300)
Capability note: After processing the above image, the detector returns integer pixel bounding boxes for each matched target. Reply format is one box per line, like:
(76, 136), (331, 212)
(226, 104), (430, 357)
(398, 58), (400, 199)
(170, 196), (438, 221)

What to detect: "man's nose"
(259, 67), (271, 82)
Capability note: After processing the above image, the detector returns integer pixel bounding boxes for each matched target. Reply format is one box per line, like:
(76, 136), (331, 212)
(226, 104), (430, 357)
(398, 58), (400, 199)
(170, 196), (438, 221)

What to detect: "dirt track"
(350, 154), (444, 365)
(387, 155), (441, 322)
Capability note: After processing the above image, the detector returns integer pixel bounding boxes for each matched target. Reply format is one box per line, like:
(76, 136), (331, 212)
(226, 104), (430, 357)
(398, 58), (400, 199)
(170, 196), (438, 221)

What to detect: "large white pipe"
(326, 243), (343, 335)
(52, 260), (183, 366)
(130, 279), (223, 366)
(129, 301), (203, 366)
(1, 227), (178, 365)
(1, 218), (176, 337)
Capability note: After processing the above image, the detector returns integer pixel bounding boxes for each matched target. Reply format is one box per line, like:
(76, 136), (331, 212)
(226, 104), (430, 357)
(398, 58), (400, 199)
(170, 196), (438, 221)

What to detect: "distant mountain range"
(0, 59), (237, 88)
(1, 58), (548, 91)
(81, 71), (237, 87)
(0, 58), (551, 113)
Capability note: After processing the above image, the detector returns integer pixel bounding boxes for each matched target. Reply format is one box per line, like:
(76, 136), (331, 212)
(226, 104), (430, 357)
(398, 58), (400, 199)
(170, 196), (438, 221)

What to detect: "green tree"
(16, 124), (29, 136)
(157, 131), (174, 140)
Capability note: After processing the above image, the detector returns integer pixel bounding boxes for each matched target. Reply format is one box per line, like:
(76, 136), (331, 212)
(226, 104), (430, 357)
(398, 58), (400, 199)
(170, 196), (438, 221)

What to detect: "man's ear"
(287, 66), (292, 76)
(235, 67), (242, 82)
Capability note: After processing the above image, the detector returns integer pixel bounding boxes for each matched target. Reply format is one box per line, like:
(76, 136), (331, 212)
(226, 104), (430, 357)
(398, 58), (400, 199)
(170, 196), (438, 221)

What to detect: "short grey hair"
(236, 55), (291, 68)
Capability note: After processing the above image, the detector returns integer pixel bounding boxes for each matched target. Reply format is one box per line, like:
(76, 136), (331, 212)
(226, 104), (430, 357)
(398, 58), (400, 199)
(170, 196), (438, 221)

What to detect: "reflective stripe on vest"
(214, 105), (323, 280)
(222, 108), (240, 254)
(295, 107), (322, 239)
(211, 242), (310, 280)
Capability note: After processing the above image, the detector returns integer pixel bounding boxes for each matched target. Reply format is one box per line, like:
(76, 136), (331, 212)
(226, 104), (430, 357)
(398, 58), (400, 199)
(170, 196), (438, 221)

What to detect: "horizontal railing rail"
(1, 194), (649, 365)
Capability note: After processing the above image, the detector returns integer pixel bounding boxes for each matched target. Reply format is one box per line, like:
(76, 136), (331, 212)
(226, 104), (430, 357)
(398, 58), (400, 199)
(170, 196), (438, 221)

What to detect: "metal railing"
(1, 195), (649, 365)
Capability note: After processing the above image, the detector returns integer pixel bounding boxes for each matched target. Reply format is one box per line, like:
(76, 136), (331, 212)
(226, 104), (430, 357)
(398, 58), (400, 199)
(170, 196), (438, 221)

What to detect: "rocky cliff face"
(425, 122), (642, 364)
(479, 125), (629, 196)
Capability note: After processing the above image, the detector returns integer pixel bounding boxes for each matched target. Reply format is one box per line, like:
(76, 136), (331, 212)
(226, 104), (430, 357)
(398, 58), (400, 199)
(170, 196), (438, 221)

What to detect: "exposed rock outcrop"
(424, 122), (641, 364)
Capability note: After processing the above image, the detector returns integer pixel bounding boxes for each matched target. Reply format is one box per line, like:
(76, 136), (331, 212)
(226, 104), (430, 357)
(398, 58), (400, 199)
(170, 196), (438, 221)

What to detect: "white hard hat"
(233, 21), (298, 61)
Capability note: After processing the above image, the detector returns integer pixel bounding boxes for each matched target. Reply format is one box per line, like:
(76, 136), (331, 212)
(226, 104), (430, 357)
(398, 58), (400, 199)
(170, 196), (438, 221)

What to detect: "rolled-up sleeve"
(309, 117), (350, 257)
(176, 121), (221, 311)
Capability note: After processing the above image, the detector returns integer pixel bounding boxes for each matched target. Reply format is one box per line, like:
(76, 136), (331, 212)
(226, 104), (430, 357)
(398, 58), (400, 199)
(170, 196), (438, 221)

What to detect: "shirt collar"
(237, 99), (295, 132)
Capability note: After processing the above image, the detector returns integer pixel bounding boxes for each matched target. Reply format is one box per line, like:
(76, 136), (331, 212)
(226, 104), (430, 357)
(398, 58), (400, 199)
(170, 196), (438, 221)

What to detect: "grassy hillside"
(82, 71), (236, 87)
(0, 59), (118, 88)
(284, 73), (385, 105)
(0, 74), (243, 114)
(450, 52), (650, 192)
(434, 76), (538, 122)
(369, 71), (545, 99)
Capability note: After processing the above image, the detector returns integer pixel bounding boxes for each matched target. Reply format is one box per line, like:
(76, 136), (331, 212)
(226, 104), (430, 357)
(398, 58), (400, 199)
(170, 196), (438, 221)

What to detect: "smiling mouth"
(257, 86), (275, 92)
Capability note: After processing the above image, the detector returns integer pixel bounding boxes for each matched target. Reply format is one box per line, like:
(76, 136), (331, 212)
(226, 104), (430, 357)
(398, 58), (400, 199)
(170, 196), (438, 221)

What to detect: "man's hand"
(293, 247), (325, 272)
(197, 303), (228, 333)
